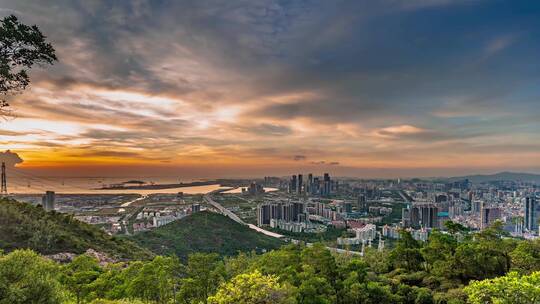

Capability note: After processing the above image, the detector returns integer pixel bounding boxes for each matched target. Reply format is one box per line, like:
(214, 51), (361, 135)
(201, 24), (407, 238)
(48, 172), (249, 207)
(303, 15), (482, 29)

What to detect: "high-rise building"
(191, 204), (201, 213)
(290, 175), (297, 193)
(402, 208), (411, 227)
(365, 187), (378, 200)
(480, 203), (501, 229)
(1, 162), (6, 196)
(42, 191), (55, 211)
(525, 196), (540, 232)
(245, 182), (264, 195)
(312, 177), (320, 195)
(257, 203), (272, 226)
(323, 173), (331, 196)
(297, 174), (303, 194)
(343, 202), (352, 213)
(410, 203), (438, 228)
(471, 200), (482, 213)
(257, 201), (306, 226)
(358, 195), (367, 213)
(307, 174), (313, 194)
(448, 200), (464, 218)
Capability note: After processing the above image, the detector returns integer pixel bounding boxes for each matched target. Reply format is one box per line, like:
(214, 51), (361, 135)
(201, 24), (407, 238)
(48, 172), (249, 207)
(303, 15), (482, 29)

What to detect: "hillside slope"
(0, 199), (152, 260)
(129, 211), (284, 260)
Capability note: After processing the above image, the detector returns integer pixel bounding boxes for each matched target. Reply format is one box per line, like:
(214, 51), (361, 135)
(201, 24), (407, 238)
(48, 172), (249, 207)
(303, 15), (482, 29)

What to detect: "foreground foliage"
(0, 14), (56, 113)
(2, 220), (540, 304)
(464, 271), (540, 304)
(208, 271), (295, 304)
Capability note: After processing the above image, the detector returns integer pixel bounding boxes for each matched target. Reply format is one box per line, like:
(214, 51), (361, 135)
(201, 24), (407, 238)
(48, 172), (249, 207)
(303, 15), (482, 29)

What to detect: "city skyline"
(1, 1), (540, 177)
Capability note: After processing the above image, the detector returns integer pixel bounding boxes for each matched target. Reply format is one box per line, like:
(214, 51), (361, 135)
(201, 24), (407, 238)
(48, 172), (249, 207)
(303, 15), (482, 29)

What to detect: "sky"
(0, 0), (539, 178)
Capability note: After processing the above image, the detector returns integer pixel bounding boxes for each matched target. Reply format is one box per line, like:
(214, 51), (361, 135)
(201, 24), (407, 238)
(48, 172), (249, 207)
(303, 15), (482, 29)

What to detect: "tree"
(362, 247), (391, 274)
(390, 231), (424, 271)
(464, 271), (540, 304)
(510, 239), (540, 275)
(362, 281), (400, 304)
(421, 230), (457, 271)
(0, 249), (63, 304)
(252, 245), (302, 284)
(179, 253), (225, 304)
(89, 300), (145, 304)
(414, 288), (434, 304)
(297, 270), (335, 304)
(223, 251), (257, 279)
(207, 270), (295, 304)
(88, 263), (130, 300)
(340, 265), (370, 304)
(444, 221), (469, 236)
(126, 256), (180, 304)
(300, 244), (338, 284)
(61, 254), (103, 304)
(0, 15), (56, 114)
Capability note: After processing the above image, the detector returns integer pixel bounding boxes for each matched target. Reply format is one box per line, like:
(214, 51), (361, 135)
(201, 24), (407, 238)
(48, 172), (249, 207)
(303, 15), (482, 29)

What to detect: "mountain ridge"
(444, 171), (540, 183)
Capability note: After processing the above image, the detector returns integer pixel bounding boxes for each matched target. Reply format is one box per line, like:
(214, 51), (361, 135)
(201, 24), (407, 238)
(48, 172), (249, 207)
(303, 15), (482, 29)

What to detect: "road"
(398, 190), (413, 203)
(120, 195), (147, 207)
(203, 193), (362, 256)
(203, 194), (246, 224)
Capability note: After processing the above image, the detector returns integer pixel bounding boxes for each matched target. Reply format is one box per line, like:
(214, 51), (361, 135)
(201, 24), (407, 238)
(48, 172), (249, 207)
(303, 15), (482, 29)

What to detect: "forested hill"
(129, 210), (284, 260)
(0, 199), (152, 260)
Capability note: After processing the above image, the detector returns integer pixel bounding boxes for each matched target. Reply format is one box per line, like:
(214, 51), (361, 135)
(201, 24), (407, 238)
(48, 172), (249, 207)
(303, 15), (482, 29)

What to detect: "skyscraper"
(410, 203), (438, 228)
(257, 201), (306, 226)
(42, 191), (55, 211)
(525, 196), (539, 232)
(297, 174), (303, 194)
(480, 202), (501, 229)
(402, 208), (411, 227)
(323, 173), (331, 196)
(358, 195), (367, 213)
(290, 175), (297, 193)
(312, 177), (320, 195)
(257, 203), (271, 226)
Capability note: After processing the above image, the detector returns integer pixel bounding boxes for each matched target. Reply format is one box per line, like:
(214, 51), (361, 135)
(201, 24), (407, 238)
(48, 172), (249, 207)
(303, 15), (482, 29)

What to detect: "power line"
(8, 167), (91, 192)
(6, 172), (51, 193)
(7, 169), (62, 191)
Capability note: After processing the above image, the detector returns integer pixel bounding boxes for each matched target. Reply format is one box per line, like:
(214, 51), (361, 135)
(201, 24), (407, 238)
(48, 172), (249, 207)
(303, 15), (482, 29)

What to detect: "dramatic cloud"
(0, 0), (539, 177)
(0, 150), (23, 167)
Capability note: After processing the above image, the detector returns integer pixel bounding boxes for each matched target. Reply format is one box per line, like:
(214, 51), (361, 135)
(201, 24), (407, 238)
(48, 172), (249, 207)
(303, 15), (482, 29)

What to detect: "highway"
(120, 195), (147, 207)
(203, 193), (362, 256)
(398, 190), (413, 203)
(203, 194), (246, 225)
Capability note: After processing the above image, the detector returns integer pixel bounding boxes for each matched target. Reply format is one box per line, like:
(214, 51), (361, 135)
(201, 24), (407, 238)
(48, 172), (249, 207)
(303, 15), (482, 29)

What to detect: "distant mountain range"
(445, 172), (540, 183)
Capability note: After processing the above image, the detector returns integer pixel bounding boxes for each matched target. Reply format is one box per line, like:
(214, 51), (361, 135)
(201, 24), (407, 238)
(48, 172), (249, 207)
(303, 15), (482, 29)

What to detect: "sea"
(5, 176), (277, 195)
(6, 176), (226, 195)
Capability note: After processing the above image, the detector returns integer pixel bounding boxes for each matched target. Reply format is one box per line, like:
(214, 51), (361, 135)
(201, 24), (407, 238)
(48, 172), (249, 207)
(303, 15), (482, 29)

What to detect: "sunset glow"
(0, 1), (539, 178)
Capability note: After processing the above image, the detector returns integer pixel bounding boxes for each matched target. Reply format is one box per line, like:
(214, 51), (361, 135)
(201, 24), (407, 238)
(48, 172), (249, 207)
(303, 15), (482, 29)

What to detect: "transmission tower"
(1, 162), (7, 196)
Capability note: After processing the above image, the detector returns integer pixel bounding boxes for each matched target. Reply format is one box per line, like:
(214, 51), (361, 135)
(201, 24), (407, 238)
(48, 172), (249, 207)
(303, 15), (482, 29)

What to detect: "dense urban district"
(1, 172), (540, 303)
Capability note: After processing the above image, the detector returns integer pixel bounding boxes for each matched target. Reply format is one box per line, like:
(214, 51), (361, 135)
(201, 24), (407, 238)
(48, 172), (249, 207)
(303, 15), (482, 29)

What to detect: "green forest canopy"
(2, 221), (540, 304)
